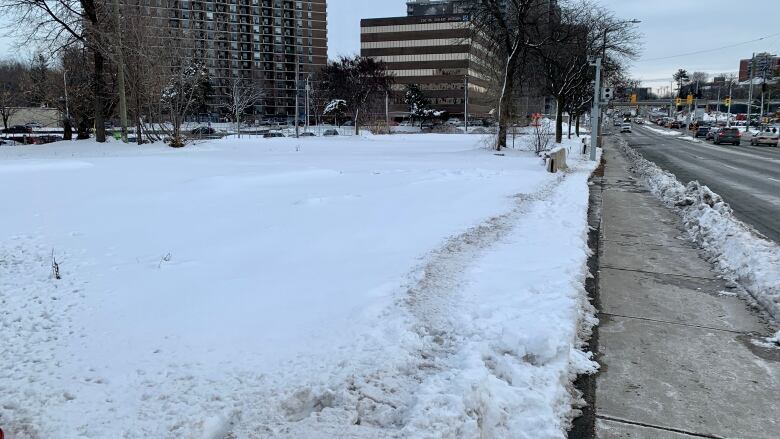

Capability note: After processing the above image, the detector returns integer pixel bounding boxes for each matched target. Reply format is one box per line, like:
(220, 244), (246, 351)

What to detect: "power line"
(636, 32), (780, 62)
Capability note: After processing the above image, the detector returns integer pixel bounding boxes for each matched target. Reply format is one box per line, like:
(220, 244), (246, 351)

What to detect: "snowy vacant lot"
(1, 134), (597, 438)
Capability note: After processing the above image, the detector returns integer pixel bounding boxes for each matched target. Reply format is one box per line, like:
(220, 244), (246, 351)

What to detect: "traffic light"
(675, 97), (682, 106)
(724, 97), (732, 106)
(686, 94), (694, 105)
(602, 86), (614, 101)
(630, 94), (637, 104)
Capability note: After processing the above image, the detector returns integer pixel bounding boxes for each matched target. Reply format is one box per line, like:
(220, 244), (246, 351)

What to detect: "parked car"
(263, 131), (285, 138)
(694, 126), (710, 138)
(25, 122), (42, 129)
(322, 129), (339, 136)
(299, 132), (316, 137)
(749, 131), (779, 146)
(620, 123), (632, 133)
(668, 121), (682, 129)
(190, 126), (215, 135)
(445, 118), (461, 126)
(2, 125), (32, 134)
(343, 120), (354, 126)
(712, 128), (741, 145)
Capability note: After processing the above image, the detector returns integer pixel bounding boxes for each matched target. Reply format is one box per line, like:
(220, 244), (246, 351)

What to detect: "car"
(445, 118), (461, 126)
(705, 127), (719, 141)
(2, 125), (32, 134)
(25, 122), (42, 129)
(190, 126), (215, 135)
(343, 120), (354, 126)
(750, 130), (779, 146)
(620, 123), (632, 133)
(263, 131), (285, 138)
(668, 121), (682, 129)
(322, 129), (339, 136)
(712, 128), (741, 145)
(299, 132), (316, 137)
(694, 126), (710, 138)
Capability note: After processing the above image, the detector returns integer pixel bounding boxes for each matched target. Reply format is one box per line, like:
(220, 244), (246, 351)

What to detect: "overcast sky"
(2, 0), (779, 92)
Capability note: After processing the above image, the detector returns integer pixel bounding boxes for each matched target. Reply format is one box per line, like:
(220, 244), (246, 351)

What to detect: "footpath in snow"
(1, 132), (597, 438)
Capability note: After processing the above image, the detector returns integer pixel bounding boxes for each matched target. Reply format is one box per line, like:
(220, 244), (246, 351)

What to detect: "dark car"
(263, 131), (285, 138)
(668, 121), (682, 129)
(2, 125), (33, 134)
(694, 126), (710, 138)
(712, 128), (741, 145)
(299, 132), (316, 137)
(322, 129), (339, 136)
(190, 126), (216, 135)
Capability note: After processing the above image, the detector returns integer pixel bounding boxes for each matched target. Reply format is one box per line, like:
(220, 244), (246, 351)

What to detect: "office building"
(360, 2), (491, 119)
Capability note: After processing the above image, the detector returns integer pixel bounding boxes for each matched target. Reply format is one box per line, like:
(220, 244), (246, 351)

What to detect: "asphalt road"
(621, 125), (780, 243)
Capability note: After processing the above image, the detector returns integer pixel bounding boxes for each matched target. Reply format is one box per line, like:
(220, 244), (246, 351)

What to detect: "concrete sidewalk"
(592, 143), (780, 438)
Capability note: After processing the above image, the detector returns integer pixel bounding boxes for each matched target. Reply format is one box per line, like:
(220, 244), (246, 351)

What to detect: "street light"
(589, 18), (641, 161)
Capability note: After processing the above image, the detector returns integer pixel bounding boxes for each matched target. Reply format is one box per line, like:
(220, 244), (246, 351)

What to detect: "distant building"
(738, 53), (779, 82)
(132, 0), (328, 120)
(360, 11), (491, 119)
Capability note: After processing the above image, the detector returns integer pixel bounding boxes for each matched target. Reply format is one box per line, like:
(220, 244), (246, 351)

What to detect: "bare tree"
(468, 0), (552, 151)
(0, 60), (25, 130)
(160, 54), (209, 147)
(221, 77), (265, 138)
(0, 0), (110, 142)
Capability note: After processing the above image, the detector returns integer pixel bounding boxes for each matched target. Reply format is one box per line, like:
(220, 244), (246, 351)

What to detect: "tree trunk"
(567, 113), (572, 139)
(93, 49), (106, 142)
(496, 45), (521, 151)
(63, 118), (73, 140)
(354, 108), (360, 135)
(555, 96), (564, 143)
(575, 114), (581, 136)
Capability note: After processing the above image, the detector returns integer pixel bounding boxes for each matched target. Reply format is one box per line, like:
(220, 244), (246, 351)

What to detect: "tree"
(320, 56), (393, 135)
(0, 60), (25, 130)
(323, 99), (347, 126)
(0, 0), (110, 142)
(28, 53), (51, 107)
(161, 58), (209, 147)
(404, 84), (430, 126)
(221, 77), (265, 138)
(673, 69), (690, 97)
(468, 0), (551, 151)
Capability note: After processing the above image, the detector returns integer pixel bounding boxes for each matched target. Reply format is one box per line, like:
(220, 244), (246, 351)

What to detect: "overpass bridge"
(610, 99), (780, 107)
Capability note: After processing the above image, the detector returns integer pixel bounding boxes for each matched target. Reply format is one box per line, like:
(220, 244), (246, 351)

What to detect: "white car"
(620, 123), (632, 133)
(750, 131), (779, 146)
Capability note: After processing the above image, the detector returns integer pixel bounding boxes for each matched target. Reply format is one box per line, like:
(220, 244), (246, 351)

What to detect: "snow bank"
(620, 141), (780, 320)
(0, 133), (598, 438)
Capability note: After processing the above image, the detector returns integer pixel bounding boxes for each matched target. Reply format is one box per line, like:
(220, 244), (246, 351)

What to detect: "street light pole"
(589, 56), (602, 161)
(464, 74), (469, 133)
(746, 53), (755, 131)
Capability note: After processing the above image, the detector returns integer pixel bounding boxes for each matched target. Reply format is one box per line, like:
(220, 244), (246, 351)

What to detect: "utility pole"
(746, 53), (755, 131)
(589, 56), (602, 161)
(305, 74), (310, 132)
(385, 90), (390, 134)
(727, 79), (733, 127)
(63, 69), (70, 124)
(112, 0), (128, 142)
(295, 57), (300, 138)
(464, 75), (469, 133)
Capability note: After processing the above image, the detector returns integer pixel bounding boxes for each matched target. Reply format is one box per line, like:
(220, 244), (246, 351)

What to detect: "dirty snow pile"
(620, 141), (780, 320)
(1, 133), (598, 438)
(641, 125), (683, 137)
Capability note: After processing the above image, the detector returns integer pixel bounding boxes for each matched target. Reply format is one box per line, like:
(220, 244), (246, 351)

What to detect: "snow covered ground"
(620, 141), (780, 321)
(0, 133), (598, 438)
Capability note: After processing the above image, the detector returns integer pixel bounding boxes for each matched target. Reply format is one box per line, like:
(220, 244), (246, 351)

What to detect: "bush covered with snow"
(620, 141), (780, 320)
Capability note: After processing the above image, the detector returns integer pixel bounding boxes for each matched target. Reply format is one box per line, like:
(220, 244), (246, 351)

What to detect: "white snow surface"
(0, 133), (598, 438)
(620, 141), (780, 321)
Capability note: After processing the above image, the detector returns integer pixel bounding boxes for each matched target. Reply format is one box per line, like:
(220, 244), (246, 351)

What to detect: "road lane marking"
(768, 177), (780, 183)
